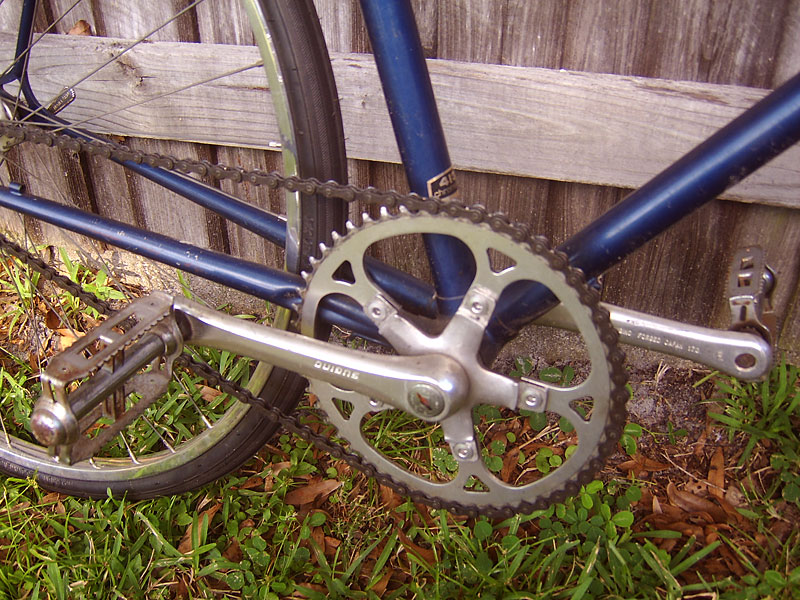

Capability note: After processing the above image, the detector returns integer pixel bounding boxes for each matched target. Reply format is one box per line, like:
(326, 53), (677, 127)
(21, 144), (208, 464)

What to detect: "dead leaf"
(271, 461), (292, 476)
(68, 20), (92, 36)
(694, 426), (709, 457)
(45, 310), (60, 330)
(222, 538), (242, 562)
(708, 447), (725, 499)
(380, 484), (403, 512)
(666, 482), (726, 522)
(370, 570), (393, 596)
(311, 526), (325, 554)
(685, 480), (708, 497)
(500, 448), (520, 482)
(618, 453), (671, 473)
(725, 485), (746, 508)
(178, 503), (222, 554)
(199, 385), (223, 403)
(397, 529), (435, 564)
(324, 536), (340, 555)
(233, 476), (263, 490)
(284, 478), (342, 506)
(717, 541), (746, 576)
(56, 328), (79, 350)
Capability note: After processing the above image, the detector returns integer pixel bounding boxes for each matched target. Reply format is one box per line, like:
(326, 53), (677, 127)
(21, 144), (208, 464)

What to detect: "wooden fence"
(1, 0), (798, 362)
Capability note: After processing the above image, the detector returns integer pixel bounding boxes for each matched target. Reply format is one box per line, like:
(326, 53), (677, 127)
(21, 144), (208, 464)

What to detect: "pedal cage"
(728, 246), (776, 343)
(31, 292), (183, 464)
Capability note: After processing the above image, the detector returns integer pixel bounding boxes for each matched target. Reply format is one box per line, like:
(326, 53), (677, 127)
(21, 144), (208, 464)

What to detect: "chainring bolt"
(524, 392), (544, 411)
(452, 442), (474, 460)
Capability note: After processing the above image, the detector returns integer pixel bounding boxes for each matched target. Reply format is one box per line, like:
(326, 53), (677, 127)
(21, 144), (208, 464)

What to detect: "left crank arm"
(32, 292), (472, 463)
(174, 297), (469, 421)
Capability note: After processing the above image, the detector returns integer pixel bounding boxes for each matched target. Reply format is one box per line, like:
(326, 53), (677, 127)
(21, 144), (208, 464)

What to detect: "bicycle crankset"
(299, 208), (629, 514)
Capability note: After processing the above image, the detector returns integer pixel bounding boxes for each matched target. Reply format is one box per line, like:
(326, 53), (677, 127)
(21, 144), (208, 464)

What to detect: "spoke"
(10, 0), (209, 127)
(0, 0), (83, 83)
(119, 432), (142, 464)
(42, 61), (264, 135)
(142, 415), (176, 454)
(177, 376), (213, 430)
(0, 401), (10, 445)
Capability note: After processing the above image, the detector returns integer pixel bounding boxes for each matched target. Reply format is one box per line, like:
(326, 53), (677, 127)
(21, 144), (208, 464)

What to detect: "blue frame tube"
(0, 185), (302, 306)
(117, 160), (288, 247)
(0, 185), (385, 337)
(358, 0), (472, 313)
(486, 69), (800, 346)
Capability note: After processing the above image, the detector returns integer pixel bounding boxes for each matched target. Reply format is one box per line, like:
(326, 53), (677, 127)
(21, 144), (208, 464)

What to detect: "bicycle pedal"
(31, 291), (183, 464)
(727, 246), (776, 343)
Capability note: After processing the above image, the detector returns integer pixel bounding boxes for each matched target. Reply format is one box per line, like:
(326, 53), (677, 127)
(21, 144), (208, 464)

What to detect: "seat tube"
(358, 0), (470, 314)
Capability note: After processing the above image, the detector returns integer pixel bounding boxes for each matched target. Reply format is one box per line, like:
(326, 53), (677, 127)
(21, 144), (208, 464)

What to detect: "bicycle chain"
(0, 122), (628, 518)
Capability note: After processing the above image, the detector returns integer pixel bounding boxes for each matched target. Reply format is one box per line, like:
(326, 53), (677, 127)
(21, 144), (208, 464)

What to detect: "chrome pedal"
(31, 291), (183, 464)
(728, 246), (776, 343)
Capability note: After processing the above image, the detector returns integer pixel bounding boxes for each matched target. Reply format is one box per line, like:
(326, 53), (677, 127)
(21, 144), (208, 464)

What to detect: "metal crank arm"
(173, 297), (470, 420)
(536, 303), (772, 380)
(31, 292), (470, 463)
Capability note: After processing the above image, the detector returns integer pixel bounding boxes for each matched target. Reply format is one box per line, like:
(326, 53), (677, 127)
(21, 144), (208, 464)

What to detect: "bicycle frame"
(2, 0), (800, 349)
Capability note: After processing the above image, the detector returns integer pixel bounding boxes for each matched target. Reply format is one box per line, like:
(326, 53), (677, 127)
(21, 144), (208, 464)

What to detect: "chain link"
(0, 121), (627, 518)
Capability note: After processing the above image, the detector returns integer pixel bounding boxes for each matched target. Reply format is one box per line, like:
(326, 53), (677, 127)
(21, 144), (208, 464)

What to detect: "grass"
(0, 360), (795, 599)
(0, 253), (799, 598)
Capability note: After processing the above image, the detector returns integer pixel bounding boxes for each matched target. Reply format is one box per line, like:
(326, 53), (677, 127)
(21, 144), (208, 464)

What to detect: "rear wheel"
(0, 0), (346, 497)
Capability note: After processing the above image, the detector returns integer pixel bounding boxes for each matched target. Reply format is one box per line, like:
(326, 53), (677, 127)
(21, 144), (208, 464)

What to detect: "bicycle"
(0, 0), (796, 518)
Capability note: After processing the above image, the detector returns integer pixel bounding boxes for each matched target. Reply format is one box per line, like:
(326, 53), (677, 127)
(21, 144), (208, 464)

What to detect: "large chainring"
(299, 208), (629, 514)
(1, 120), (628, 515)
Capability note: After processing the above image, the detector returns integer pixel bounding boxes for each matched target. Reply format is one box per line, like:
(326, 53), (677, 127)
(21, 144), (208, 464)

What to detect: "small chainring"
(299, 208), (629, 515)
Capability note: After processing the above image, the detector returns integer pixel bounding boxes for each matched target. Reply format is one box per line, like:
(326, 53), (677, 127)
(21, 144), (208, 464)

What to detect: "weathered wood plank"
(2, 33), (798, 209)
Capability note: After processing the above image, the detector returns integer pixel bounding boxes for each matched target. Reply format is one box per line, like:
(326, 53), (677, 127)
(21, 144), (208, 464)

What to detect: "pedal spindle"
(31, 292), (182, 463)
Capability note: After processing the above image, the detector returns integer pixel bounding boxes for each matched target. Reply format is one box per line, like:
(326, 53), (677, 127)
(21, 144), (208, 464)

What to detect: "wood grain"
(1, 33), (798, 209)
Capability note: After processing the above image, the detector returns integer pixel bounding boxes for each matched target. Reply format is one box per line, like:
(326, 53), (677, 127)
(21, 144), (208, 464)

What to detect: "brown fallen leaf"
(324, 536), (341, 555)
(708, 447), (726, 499)
(199, 385), (223, 403)
(222, 538), (242, 562)
(717, 541), (746, 576)
(370, 570), (393, 596)
(666, 482), (727, 523)
(68, 20), (92, 36)
(270, 461), (292, 476)
(284, 478), (342, 506)
(397, 529), (435, 564)
(685, 480), (708, 497)
(380, 484), (403, 512)
(56, 328), (80, 350)
(45, 310), (60, 330)
(232, 475), (263, 490)
(618, 453), (671, 473)
(178, 503), (222, 554)
(500, 448), (520, 483)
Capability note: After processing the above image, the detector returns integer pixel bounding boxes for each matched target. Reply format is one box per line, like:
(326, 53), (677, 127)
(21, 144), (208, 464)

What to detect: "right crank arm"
(536, 303), (772, 380)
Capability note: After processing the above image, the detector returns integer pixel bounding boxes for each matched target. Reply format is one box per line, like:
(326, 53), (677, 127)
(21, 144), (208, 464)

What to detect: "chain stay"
(0, 121), (626, 519)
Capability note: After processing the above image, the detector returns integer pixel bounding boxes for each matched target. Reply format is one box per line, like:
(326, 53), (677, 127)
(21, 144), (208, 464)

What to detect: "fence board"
(2, 33), (798, 210)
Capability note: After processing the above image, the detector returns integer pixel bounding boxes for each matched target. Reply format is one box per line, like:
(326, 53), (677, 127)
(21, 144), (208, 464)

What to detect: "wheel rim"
(0, 0), (310, 485)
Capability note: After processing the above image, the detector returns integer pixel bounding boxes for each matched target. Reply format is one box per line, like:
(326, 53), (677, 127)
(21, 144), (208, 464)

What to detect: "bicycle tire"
(0, 0), (346, 498)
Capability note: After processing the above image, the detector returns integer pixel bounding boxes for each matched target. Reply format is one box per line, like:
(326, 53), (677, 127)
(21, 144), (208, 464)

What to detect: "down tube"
(487, 70), (800, 348)
(358, 0), (470, 313)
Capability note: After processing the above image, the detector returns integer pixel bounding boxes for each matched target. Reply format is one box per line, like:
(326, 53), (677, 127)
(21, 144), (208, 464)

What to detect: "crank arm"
(174, 297), (469, 421)
(536, 303), (772, 380)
